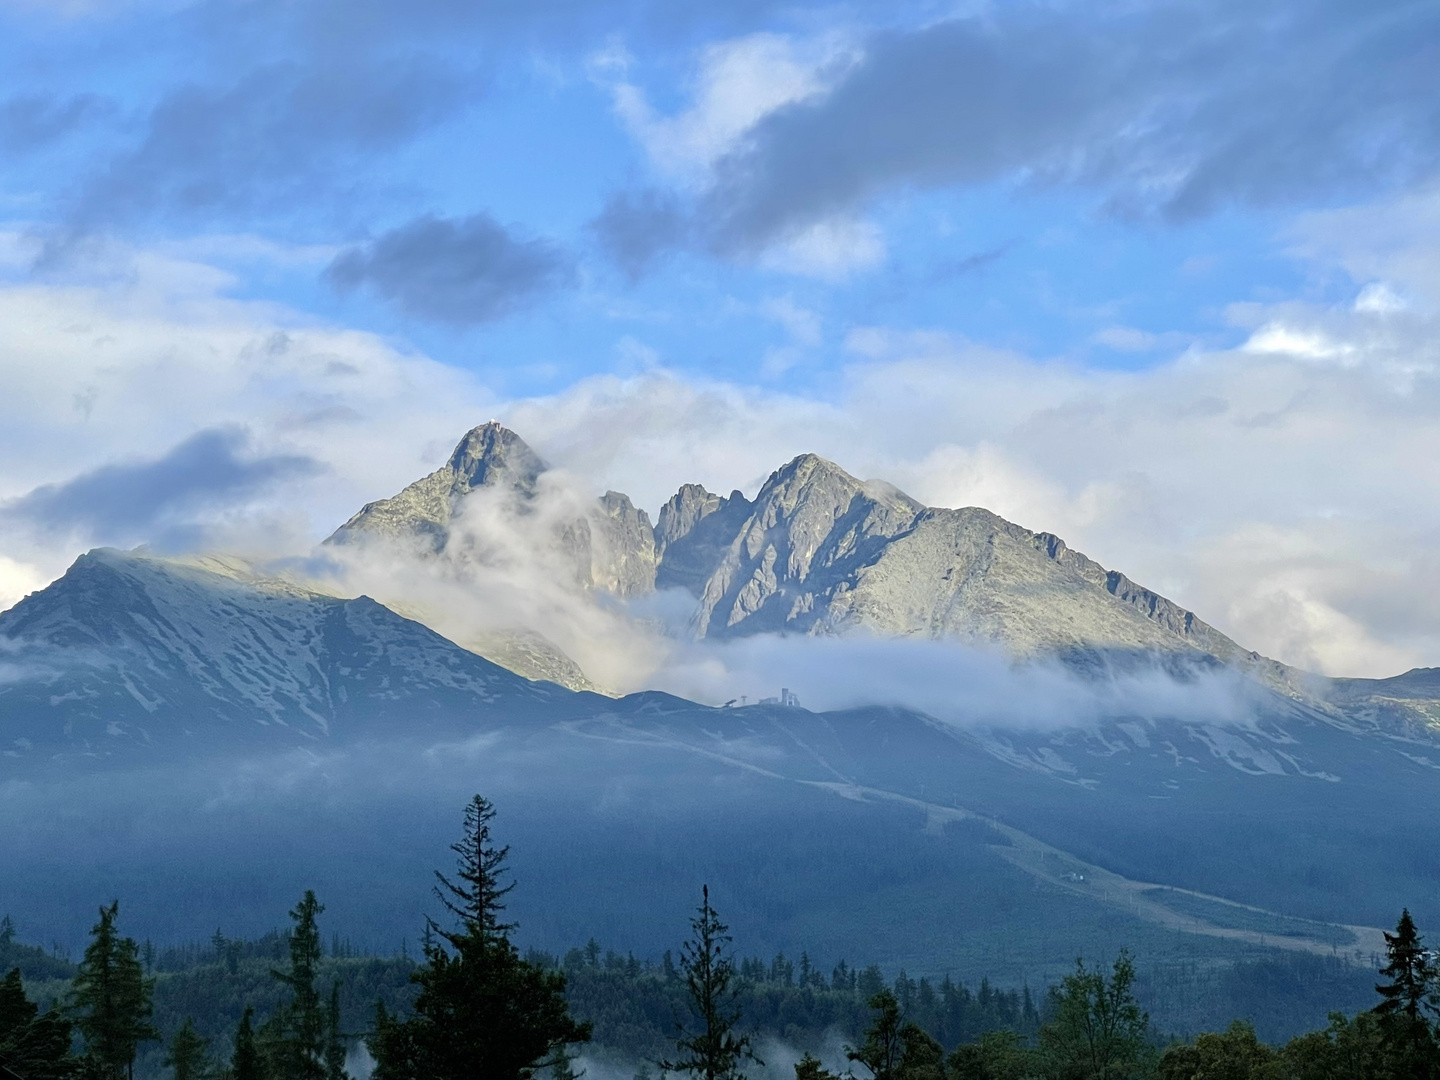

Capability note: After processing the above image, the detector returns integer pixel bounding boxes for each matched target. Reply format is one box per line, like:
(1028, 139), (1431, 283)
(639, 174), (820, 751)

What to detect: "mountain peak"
(445, 422), (547, 495)
(326, 421), (545, 548)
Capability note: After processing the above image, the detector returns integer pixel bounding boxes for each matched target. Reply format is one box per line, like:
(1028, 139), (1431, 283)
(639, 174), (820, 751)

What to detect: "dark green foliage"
(946, 1031), (1030, 1080)
(367, 795), (591, 1080)
(230, 1007), (261, 1080)
(660, 886), (758, 1080)
(849, 990), (904, 1080)
(1275, 1009), (1386, 1078)
(1374, 909), (1438, 1079)
(0, 917), (74, 983)
(267, 890), (327, 1080)
(897, 1021), (946, 1080)
(794, 1052), (841, 1080)
(0, 966), (78, 1080)
(71, 902), (159, 1080)
(1036, 951), (1152, 1080)
(1157, 1021), (1280, 1080)
(162, 1019), (210, 1080)
(323, 983), (347, 1080)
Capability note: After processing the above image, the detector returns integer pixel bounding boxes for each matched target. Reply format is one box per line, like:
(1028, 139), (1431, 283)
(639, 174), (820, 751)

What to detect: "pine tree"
(659, 885), (758, 1080)
(270, 891), (327, 1080)
(231, 1007), (262, 1080)
(1374, 908), (1438, 1079)
(366, 794), (591, 1080)
(70, 902), (158, 1080)
(164, 1018), (211, 1080)
(434, 795), (515, 950)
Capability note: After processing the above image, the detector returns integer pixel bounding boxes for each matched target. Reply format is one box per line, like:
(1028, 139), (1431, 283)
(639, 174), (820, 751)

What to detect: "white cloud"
(1289, 188), (1440, 310)
(758, 215), (886, 279)
(603, 32), (860, 181)
(0, 231), (497, 589)
(0, 554), (47, 612)
(5, 210), (1440, 680)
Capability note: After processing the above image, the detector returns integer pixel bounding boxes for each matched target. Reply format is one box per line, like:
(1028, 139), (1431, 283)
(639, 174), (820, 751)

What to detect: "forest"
(1, 794), (1436, 1080)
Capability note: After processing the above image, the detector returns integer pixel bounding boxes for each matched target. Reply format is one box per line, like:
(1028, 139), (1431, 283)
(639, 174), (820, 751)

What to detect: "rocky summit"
(330, 426), (1284, 662)
(318, 422), (1440, 731)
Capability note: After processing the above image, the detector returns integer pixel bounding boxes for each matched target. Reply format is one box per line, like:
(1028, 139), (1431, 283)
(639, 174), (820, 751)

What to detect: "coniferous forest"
(2, 795), (1437, 1080)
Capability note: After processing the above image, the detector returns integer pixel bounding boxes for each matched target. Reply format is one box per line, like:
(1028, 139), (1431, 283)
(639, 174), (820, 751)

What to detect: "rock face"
(327, 422), (546, 550)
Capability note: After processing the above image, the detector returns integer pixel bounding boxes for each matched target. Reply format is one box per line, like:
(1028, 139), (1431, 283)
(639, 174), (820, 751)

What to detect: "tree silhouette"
(660, 885), (758, 1080)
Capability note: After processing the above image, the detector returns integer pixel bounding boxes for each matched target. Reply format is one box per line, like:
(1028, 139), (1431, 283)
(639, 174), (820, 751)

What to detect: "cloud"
(3, 209), (1440, 678)
(603, 31), (859, 181)
(326, 213), (575, 324)
(590, 188), (690, 280)
(647, 633), (1264, 729)
(675, 0), (1440, 254)
(0, 232), (503, 584)
(52, 56), (469, 243)
(0, 92), (110, 152)
(756, 214), (885, 279)
(2, 427), (317, 545)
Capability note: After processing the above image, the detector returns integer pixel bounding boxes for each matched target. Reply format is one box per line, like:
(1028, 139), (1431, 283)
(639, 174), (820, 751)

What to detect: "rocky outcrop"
(654, 484), (754, 597)
(327, 421), (546, 550)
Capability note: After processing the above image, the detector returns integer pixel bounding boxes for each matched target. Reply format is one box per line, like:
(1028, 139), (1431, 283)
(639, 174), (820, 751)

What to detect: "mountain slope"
(0, 548), (573, 757)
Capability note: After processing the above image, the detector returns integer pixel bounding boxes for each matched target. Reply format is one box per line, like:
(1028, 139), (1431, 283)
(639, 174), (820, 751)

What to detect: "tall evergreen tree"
(660, 885), (758, 1080)
(270, 891), (327, 1080)
(0, 967), (77, 1080)
(231, 1007), (262, 1080)
(366, 794), (591, 1080)
(164, 1018), (211, 1080)
(1374, 908), (1438, 1079)
(70, 902), (158, 1080)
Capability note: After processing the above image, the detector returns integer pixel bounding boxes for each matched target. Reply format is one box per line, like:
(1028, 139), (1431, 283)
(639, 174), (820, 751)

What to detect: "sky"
(0, 0), (1438, 678)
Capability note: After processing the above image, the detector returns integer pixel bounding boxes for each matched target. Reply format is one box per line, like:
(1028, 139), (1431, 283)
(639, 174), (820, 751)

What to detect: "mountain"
(328, 422), (546, 551)
(7, 422), (1440, 1042)
(2, 542), (1438, 1040)
(0, 547), (575, 759)
(327, 425), (1333, 701)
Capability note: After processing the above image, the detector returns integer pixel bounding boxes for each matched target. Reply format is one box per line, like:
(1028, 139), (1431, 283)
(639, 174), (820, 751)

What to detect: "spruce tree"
(231, 1007), (262, 1080)
(1374, 908), (1438, 1078)
(70, 902), (158, 1080)
(366, 794), (591, 1080)
(164, 1018), (211, 1080)
(660, 885), (758, 1080)
(270, 891), (327, 1080)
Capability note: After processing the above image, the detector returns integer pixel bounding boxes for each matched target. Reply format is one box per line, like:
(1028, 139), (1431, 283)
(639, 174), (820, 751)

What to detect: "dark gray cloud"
(326, 213), (575, 324)
(0, 93), (111, 153)
(590, 188), (691, 281)
(64, 57), (466, 235)
(3, 428), (317, 543)
(696, 0), (1440, 254)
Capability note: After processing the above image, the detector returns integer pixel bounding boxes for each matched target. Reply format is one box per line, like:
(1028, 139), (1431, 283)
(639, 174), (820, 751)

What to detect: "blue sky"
(1, 0), (1439, 677)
